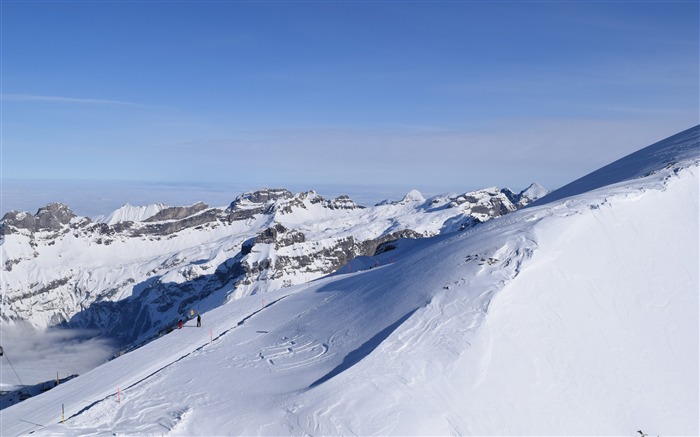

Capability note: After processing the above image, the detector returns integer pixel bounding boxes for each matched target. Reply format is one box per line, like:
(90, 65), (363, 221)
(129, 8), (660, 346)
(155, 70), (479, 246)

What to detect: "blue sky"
(1, 1), (698, 214)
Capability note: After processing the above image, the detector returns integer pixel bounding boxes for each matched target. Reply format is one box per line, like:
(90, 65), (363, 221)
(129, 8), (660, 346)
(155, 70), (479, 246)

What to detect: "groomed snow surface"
(1, 126), (698, 436)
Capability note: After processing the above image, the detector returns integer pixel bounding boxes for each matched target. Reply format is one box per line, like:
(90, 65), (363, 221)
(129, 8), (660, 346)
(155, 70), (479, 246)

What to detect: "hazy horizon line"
(2, 178), (516, 219)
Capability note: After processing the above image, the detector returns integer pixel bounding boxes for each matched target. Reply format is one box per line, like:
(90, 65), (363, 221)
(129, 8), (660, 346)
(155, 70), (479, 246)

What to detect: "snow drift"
(1, 125), (698, 436)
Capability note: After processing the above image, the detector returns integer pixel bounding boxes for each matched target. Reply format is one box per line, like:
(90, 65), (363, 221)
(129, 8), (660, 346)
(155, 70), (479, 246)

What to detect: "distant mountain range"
(1, 183), (546, 346)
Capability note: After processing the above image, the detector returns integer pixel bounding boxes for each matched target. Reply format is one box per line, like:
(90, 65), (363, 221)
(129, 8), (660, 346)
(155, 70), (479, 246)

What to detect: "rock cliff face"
(143, 202), (209, 222)
(1, 203), (78, 234)
(0, 185), (546, 346)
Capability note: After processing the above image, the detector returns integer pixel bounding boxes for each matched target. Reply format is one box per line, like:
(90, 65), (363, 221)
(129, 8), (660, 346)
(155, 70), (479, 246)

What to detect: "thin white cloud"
(1, 94), (173, 110)
(2, 93), (139, 106)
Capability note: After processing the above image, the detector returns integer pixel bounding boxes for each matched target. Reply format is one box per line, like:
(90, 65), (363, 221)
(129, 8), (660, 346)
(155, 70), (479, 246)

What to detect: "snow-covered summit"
(518, 182), (548, 204)
(400, 189), (426, 203)
(95, 203), (169, 225)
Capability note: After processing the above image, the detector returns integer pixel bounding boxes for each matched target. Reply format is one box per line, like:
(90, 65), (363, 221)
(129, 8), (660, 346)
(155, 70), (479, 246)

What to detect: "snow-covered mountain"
(94, 203), (169, 225)
(0, 185), (544, 346)
(1, 125), (697, 436)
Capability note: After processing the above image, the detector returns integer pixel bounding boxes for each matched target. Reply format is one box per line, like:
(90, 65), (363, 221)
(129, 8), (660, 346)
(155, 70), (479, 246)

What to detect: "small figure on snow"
(178, 319), (183, 329)
(197, 314), (201, 327)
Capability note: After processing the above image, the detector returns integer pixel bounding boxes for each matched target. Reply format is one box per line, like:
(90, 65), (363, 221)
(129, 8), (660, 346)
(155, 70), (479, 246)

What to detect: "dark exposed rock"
(224, 189), (364, 221)
(1, 203), (77, 234)
(144, 202), (209, 222)
(274, 197), (307, 214)
(35, 203), (76, 231)
(324, 195), (364, 210)
(500, 188), (519, 205)
(448, 190), (517, 218)
(136, 209), (222, 236)
(241, 188), (294, 205)
(360, 229), (425, 256)
(252, 223), (306, 248)
(2, 211), (36, 233)
(226, 188), (294, 221)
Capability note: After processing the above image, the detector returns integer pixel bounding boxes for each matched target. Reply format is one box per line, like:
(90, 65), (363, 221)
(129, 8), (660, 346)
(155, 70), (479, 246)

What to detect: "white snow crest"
(400, 189), (425, 203)
(95, 203), (168, 224)
(519, 182), (548, 201)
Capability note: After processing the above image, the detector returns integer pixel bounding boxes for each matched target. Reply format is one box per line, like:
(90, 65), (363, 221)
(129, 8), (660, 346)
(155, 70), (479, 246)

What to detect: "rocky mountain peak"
(1, 203), (77, 234)
(518, 183), (549, 205)
(144, 202), (209, 222)
(323, 195), (364, 210)
(226, 188), (294, 221)
(235, 188), (294, 206)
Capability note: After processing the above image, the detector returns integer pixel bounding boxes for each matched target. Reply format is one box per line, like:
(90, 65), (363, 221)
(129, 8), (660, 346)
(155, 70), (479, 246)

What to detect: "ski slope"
(1, 126), (698, 435)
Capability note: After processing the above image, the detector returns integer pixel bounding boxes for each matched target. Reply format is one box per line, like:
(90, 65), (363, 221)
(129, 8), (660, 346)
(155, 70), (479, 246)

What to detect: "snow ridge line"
(61, 295), (290, 424)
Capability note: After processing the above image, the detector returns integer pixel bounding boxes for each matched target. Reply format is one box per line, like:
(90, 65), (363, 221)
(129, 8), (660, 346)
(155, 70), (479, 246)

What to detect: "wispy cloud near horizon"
(1, 94), (172, 110)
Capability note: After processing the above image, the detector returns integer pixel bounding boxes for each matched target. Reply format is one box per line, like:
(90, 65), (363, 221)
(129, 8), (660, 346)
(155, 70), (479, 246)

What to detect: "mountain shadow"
(308, 308), (418, 389)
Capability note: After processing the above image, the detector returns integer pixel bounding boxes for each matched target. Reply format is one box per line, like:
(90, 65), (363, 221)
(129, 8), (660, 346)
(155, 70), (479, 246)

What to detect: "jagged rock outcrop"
(1, 203), (78, 234)
(448, 187), (517, 219)
(144, 202), (209, 222)
(243, 223), (306, 253)
(321, 194), (365, 210)
(360, 229), (426, 256)
(138, 209), (222, 236)
(226, 188), (295, 221)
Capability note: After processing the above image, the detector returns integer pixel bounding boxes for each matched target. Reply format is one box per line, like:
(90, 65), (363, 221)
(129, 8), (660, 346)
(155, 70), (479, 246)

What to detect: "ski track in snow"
(7, 292), (294, 435)
(260, 335), (331, 371)
(20, 233), (534, 436)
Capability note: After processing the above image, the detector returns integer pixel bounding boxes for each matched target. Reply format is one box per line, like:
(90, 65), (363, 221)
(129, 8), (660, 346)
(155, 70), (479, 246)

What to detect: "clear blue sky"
(2, 1), (698, 201)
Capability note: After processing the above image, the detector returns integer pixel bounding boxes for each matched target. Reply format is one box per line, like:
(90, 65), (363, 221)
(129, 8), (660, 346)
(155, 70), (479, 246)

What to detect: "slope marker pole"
(62, 403), (65, 424)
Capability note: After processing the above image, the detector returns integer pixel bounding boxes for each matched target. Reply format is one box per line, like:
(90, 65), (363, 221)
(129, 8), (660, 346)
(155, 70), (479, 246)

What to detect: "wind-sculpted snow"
(94, 203), (168, 225)
(532, 124), (699, 206)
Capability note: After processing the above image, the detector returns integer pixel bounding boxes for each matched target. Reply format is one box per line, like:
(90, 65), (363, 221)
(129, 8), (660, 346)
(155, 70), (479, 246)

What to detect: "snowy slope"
(1, 126), (697, 435)
(1, 185), (531, 344)
(532, 124), (699, 206)
(94, 203), (168, 225)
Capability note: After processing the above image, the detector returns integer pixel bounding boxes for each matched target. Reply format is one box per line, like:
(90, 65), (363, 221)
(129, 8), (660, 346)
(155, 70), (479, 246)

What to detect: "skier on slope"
(178, 319), (183, 329)
(197, 314), (201, 327)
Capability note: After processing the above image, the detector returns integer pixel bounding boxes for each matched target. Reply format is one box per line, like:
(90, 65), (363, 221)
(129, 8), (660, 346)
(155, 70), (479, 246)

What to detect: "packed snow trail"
(64, 292), (291, 422)
(0, 287), (300, 435)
